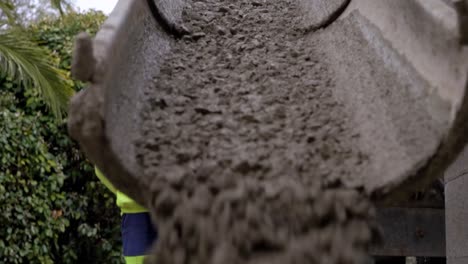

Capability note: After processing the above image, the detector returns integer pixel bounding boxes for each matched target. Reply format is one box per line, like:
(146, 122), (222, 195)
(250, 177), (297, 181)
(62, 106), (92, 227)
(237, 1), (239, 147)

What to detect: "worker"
(95, 167), (157, 264)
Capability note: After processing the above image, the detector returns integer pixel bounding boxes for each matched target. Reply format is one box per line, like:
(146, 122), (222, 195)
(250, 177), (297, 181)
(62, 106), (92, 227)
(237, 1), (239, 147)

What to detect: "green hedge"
(0, 11), (124, 264)
(0, 109), (68, 264)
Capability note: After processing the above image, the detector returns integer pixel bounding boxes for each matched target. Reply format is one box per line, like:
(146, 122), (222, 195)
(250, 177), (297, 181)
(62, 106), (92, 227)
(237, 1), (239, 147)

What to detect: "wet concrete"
(66, 0), (468, 262)
(137, 1), (381, 263)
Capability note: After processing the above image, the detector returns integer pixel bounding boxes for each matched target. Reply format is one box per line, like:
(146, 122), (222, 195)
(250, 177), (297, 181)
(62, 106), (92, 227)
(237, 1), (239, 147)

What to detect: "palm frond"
(0, 30), (74, 118)
(0, 1), (17, 26)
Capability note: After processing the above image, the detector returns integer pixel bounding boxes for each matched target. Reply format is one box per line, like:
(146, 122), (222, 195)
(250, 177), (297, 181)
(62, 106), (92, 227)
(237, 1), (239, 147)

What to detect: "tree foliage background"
(1, 0), (72, 26)
(0, 8), (124, 264)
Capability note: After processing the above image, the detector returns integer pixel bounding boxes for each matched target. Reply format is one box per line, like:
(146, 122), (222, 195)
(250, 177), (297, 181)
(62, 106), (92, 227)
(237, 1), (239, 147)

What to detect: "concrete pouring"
(68, 0), (468, 263)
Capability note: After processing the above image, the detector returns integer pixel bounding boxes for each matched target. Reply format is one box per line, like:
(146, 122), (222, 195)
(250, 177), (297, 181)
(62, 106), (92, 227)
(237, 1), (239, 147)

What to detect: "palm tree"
(0, 0), (75, 119)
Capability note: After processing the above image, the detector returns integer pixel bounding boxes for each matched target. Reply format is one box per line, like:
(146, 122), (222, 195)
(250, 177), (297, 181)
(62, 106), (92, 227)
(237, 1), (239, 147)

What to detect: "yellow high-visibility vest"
(95, 167), (147, 214)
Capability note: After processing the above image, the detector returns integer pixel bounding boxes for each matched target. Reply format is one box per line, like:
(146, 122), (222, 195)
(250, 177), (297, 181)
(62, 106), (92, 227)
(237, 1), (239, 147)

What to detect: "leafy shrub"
(0, 109), (68, 264)
(0, 11), (124, 264)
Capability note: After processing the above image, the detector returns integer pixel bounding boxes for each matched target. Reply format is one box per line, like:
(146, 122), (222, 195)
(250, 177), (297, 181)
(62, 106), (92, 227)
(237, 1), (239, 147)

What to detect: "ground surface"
(136, 1), (381, 263)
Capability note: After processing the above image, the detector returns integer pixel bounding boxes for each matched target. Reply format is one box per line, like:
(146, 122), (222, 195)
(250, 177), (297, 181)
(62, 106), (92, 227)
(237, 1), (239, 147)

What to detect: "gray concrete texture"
(337, 0), (468, 201)
(68, 0), (468, 262)
(68, 0), (187, 205)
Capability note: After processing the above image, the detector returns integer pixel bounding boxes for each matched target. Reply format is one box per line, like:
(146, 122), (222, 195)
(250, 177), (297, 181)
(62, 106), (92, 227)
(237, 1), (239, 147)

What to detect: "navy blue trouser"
(122, 212), (158, 260)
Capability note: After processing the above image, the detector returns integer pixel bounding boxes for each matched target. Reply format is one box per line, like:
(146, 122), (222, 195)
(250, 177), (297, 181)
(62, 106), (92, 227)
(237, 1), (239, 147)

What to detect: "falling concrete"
(137, 1), (379, 263)
(68, 0), (468, 263)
